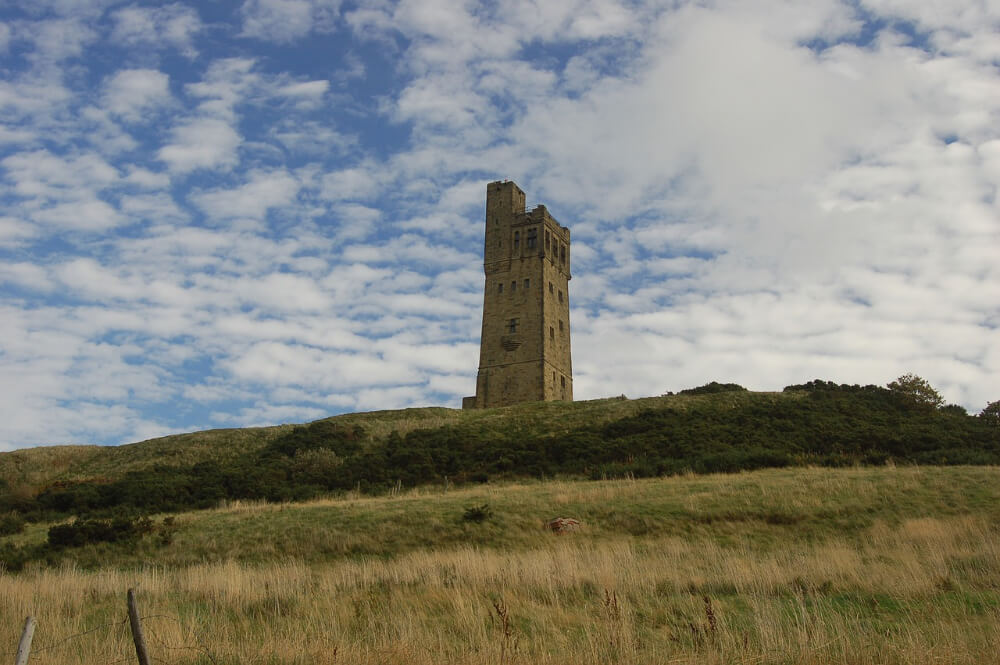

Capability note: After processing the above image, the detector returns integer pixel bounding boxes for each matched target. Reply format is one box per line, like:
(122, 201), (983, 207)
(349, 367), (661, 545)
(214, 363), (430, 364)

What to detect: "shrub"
(463, 504), (493, 523)
(680, 382), (748, 395)
(980, 400), (1000, 426)
(887, 373), (944, 409)
(0, 512), (26, 536)
(0, 543), (33, 573)
(47, 516), (154, 549)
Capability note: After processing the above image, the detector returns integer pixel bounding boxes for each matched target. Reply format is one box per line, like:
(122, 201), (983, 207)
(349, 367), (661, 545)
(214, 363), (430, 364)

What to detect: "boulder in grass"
(545, 517), (581, 533)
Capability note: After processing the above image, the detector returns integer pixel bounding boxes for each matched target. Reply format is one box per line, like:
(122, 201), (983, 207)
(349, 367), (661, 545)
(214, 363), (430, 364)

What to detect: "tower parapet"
(463, 181), (573, 409)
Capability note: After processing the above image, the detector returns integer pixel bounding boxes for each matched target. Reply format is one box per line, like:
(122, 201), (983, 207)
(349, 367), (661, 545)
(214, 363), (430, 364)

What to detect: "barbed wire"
(4, 612), (219, 665)
(141, 614), (219, 665)
(4, 616), (127, 656)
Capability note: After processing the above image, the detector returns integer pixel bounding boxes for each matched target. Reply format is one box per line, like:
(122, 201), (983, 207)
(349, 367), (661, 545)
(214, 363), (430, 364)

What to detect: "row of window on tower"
(513, 227), (566, 263)
(498, 280), (564, 302)
(505, 317), (565, 338)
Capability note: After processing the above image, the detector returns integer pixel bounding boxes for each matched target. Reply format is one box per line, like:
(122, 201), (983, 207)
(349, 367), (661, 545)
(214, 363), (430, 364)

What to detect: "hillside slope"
(1, 382), (996, 522)
(3, 467), (1000, 665)
(0, 391), (743, 489)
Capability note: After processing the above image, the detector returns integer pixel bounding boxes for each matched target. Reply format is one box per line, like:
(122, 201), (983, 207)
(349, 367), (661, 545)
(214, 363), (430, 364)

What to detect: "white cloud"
(32, 198), (124, 231)
(1, 150), (127, 230)
(277, 80), (329, 98)
(274, 79), (330, 109)
(1, 150), (118, 198)
(224, 342), (421, 389)
(103, 69), (172, 122)
(124, 167), (171, 189)
(240, 0), (342, 43)
(0, 261), (53, 291)
(190, 169), (301, 220)
(352, 385), (427, 411)
(119, 192), (189, 224)
(185, 58), (259, 121)
(109, 4), (204, 58)
(0, 305), (177, 449)
(229, 402), (328, 427)
(319, 164), (383, 201)
(236, 272), (332, 311)
(22, 18), (96, 63)
(158, 117), (242, 173)
(0, 76), (73, 118)
(340, 233), (475, 269)
(0, 216), (37, 247)
(77, 106), (140, 155)
(270, 120), (355, 155)
(2, 0), (999, 452)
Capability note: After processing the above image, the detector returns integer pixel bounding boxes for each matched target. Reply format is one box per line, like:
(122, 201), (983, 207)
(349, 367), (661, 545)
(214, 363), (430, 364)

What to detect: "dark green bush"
(679, 382), (748, 395)
(462, 504), (493, 523)
(9, 380), (1000, 523)
(0, 512), (26, 536)
(47, 516), (154, 549)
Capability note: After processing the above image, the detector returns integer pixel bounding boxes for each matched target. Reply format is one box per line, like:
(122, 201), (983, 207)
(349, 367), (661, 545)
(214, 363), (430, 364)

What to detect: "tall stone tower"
(463, 180), (572, 409)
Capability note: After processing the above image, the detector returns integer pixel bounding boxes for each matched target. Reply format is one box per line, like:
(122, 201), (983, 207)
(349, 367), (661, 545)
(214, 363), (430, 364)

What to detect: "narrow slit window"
(549, 282), (554, 294)
(549, 326), (554, 341)
(508, 318), (519, 333)
(559, 320), (564, 332)
(511, 281), (516, 292)
(498, 283), (503, 294)
(545, 231), (551, 250)
(560, 245), (566, 263)
(514, 231), (520, 250)
(561, 376), (566, 388)
(558, 290), (563, 303)
(524, 278), (530, 289)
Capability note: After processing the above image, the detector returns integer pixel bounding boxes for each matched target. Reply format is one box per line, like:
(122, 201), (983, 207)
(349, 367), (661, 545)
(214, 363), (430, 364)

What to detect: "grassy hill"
(3, 466), (1000, 664)
(1, 382), (997, 522)
(0, 394), (681, 489)
(2, 383), (999, 664)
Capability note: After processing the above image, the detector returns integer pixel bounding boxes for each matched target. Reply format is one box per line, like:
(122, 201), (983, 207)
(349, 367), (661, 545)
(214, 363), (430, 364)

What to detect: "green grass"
(4, 466), (1000, 665)
(0, 391), (752, 489)
(9, 465), (999, 569)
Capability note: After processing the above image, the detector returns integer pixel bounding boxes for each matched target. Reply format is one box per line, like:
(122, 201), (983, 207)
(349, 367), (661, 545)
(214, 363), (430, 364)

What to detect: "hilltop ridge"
(1, 381), (997, 524)
(0, 392), (703, 489)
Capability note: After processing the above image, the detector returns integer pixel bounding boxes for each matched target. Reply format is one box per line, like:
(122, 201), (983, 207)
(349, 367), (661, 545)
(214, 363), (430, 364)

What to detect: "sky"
(0, 0), (998, 451)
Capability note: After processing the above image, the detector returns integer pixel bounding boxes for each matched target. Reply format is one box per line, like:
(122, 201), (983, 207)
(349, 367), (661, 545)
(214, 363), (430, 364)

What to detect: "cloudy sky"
(1, 0), (998, 450)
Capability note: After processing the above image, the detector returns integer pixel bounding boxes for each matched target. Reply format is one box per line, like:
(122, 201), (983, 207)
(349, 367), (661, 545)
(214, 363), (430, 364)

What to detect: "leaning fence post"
(14, 616), (35, 665)
(126, 589), (151, 665)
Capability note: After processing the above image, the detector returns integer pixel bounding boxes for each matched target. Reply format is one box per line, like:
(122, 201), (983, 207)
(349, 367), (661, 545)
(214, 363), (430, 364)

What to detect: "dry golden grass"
(3, 468), (1000, 664)
(0, 445), (102, 492)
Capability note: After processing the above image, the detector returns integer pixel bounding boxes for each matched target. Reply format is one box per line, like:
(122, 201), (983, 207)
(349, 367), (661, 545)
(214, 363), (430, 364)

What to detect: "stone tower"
(463, 180), (572, 409)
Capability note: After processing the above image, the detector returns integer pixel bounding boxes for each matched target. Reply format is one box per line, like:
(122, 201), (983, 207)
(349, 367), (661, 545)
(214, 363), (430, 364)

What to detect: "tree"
(980, 400), (1000, 426)
(887, 373), (944, 409)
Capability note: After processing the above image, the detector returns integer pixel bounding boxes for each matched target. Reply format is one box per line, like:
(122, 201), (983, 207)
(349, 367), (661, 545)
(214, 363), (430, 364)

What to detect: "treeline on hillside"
(2, 380), (998, 524)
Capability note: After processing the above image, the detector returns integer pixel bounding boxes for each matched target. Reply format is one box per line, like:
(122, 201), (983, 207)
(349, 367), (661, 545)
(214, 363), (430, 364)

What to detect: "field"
(3, 465), (1000, 664)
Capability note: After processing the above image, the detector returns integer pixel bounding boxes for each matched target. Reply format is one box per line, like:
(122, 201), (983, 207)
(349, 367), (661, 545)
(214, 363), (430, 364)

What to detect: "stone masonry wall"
(464, 181), (573, 408)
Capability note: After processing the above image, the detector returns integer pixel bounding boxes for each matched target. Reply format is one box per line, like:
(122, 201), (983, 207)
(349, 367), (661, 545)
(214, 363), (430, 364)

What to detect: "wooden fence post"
(14, 616), (35, 665)
(126, 589), (151, 665)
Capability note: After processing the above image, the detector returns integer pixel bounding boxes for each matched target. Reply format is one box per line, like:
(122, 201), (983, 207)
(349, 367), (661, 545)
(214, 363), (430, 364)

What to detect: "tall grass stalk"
(3, 469), (1000, 664)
